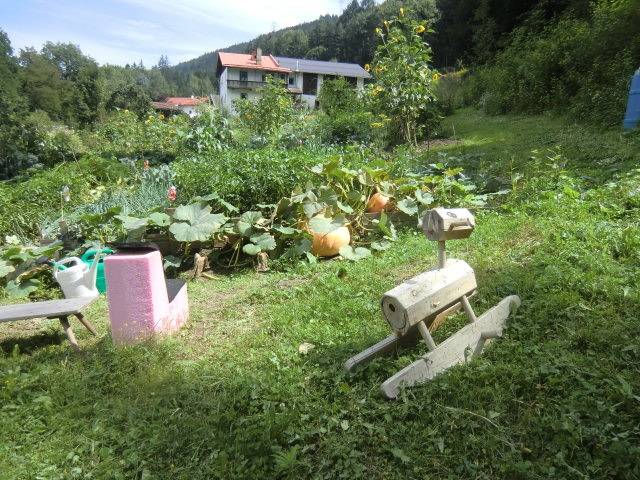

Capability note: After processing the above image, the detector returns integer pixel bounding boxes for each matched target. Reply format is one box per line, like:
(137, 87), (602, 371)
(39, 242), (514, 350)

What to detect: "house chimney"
(256, 48), (262, 64)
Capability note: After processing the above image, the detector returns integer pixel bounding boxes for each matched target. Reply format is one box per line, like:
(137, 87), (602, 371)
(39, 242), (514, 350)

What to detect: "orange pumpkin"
(366, 192), (391, 213)
(311, 227), (350, 257)
(306, 215), (351, 257)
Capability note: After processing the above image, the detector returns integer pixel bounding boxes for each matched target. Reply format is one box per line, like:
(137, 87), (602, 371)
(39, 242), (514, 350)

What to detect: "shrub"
(39, 125), (86, 166)
(471, 0), (640, 126)
(93, 110), (188, 162)
(0, 155), (130, 240)
(317, 77), (360, 116)
(105, 83), (152, 119)
(433, 69), (468, 115)
(174, 147), (333, 210)
(317, 110), (375, 145)
(233, 77), (295, 139)
(183, 105), (233, 153)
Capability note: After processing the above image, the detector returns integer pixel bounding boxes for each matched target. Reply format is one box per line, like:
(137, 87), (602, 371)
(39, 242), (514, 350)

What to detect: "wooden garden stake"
(344, 208), (521, 399)
(256, 252), (269, 272)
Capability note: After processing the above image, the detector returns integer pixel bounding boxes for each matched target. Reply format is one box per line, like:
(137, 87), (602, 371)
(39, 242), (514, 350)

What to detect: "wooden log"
(380, 295), (520, 399)
(381, 259), (476, 336)
(422, 208), (475, 241)
(256, 252), (269, 272)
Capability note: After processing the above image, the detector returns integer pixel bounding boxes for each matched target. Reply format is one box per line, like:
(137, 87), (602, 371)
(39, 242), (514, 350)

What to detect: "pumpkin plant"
(0, 237), (63, 297)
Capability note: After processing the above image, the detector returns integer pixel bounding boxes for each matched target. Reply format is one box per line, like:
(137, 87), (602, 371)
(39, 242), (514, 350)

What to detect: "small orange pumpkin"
(366, 192), (391, 213)
(306, 215), (351, 257)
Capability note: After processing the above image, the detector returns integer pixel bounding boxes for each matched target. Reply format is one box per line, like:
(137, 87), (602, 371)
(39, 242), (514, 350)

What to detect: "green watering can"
(81, 248), (114, 294)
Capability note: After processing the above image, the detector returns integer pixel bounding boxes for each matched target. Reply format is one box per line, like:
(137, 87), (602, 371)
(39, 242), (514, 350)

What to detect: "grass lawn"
(1, 110), (639, 479)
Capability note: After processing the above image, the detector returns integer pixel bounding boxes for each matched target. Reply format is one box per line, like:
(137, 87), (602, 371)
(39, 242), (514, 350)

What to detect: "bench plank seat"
(0, 296), (99, 350)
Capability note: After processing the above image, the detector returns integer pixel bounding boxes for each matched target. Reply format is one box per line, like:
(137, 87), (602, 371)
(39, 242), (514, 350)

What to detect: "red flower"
(167, 186), (177, 202)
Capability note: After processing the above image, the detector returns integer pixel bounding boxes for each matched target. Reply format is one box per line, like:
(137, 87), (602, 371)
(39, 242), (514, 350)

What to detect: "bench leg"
(59, 316), (80, 352)
(74, 312), (97, 336)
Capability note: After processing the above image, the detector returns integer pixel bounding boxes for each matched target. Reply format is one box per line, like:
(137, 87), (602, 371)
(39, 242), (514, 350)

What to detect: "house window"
(345, 76), (357, 87)
(279, 73), (286, 81)
(240, 93), (248, 99)
(239, 71), (248, 82)
(288, 76), (294, 86)
(303, 73), (318, 95)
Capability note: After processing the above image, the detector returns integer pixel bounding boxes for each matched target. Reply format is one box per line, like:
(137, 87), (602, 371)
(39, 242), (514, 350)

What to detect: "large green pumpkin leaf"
(339, 245), (371, 261)
(250, 233), (277, 251)
(284, 238), (312, 259)
(173, 203), (213, 224)
(169, 204), (226, 242)
(303, 201), (323, 219)
(32, 242), (63, 259)
(116, 215), (149, 231)
(272, 225), (298, 236)
(242, 244), (262, 255)
(0, 260), (15, 278)
(396, 197), (419, 216)
(415, 189), (434, 206)
(5, 279), (40, 298)
(148, 212), (171, 227)
(170, 221), (218, 242)
(308, 215), (347, 235)
(236, 211), (264, 237)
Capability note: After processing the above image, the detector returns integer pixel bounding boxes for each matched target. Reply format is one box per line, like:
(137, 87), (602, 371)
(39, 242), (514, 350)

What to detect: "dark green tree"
(19, 48), (67, 120)
(105, 83), (152, 118)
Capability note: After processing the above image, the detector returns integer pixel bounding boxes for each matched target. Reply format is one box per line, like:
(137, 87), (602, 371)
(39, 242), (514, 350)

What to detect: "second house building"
(216, 49), (370, 112)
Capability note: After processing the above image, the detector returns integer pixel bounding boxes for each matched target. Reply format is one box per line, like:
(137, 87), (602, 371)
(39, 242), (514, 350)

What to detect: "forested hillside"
(174, 0), (639, 125)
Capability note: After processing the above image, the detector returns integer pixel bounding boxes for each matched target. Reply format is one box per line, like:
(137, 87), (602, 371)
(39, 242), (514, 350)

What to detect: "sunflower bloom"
(415, 25), (426, 34)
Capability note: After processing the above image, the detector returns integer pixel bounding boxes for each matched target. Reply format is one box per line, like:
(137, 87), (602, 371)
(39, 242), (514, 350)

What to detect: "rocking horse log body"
(381, 259), (476, 336)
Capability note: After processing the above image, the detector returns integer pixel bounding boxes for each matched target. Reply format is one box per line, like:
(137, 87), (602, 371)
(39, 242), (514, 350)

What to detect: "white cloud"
(116, 0), (348, 34)
(3, 0), (353, 66)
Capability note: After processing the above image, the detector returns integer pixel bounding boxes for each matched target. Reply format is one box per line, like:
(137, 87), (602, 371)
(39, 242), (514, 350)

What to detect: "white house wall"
(219, 66), (367, 114)
(219, 68), (229, 110)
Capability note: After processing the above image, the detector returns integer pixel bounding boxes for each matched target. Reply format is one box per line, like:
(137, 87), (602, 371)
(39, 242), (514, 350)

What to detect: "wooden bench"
(0, 297), (99, 351)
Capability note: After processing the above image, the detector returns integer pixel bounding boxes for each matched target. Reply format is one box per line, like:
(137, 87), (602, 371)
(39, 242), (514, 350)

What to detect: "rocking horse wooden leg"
(344, 328), (420, 372)
(344, 299), (469, 373)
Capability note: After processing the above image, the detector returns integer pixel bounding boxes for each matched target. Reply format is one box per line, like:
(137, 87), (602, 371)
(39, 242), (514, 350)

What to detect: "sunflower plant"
(367, 9), (437, 145)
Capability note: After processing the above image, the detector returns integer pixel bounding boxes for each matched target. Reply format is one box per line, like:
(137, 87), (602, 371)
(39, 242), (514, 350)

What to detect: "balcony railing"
(227, 80), (267, 90)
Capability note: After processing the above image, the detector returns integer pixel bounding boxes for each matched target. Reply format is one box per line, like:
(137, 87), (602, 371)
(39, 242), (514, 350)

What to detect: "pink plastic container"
(104, 250), (189, 345)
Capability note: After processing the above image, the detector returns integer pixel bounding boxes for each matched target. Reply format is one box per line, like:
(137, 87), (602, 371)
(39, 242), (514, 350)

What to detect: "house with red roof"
(151, 96), (210, 117)
(216, 49), (370, 112)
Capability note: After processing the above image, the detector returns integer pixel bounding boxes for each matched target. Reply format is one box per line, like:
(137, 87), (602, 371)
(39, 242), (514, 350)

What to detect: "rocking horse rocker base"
(344, 208), (521, 399)
(380, 295), (519, 399)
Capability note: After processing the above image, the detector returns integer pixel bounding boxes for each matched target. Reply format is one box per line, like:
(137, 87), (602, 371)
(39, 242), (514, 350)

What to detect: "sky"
(0, 0), (350, 67)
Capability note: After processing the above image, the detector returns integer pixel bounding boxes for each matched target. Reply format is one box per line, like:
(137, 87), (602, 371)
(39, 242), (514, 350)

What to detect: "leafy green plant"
(317, 77), (360, 116)
(173, 147), (327, 210)
(233, 76), (295, 139)
(169, 203), (227, 242)
(182, 105), (233, 154)
(0, 238), (62, 297)
(368, 9), (438, 145)
(470, 0), (640, 126)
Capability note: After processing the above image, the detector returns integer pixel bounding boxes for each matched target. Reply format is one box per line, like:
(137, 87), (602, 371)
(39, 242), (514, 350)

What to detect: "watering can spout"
(86, 251), (102, 288)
